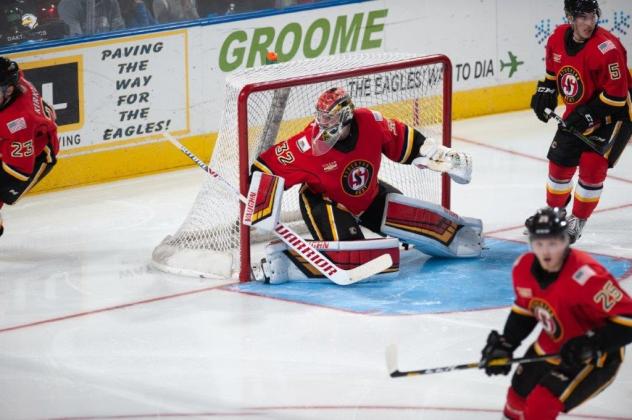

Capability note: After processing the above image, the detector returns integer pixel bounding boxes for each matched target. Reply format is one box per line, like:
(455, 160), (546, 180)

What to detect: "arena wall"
(3, 0), (630, 192)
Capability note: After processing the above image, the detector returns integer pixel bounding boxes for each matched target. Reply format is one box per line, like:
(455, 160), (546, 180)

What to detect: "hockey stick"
(385, 344), (558, 377)
(544, 108), (615, 156)
(163, 132), (392, 285)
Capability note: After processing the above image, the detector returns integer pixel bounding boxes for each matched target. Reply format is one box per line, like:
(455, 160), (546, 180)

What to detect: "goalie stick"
(385, 344), (559, 377)
(544, 108), (616, 156)
(163, 132), (392, 286)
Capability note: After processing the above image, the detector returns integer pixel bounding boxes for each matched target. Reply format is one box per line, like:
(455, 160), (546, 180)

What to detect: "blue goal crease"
(225, 238), (632, 316)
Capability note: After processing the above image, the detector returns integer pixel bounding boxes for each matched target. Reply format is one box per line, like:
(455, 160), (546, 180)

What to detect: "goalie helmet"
(564, 0), (600, 18)
(312, 87), (354, 156)
(525, 207), (568, 239)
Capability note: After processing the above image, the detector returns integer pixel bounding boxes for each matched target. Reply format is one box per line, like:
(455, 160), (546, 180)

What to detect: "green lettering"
(362, 9), (388, 50)
(219, 30), (247, 72)
(330, 13), (363, 54)
(275, 23), (302, 62)
(248, 27), (275, 68)
(303, 18), (330, 59)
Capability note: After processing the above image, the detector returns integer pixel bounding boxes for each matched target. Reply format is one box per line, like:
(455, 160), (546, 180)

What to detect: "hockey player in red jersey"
(481, 207), (632, 420)
(530, 0), (632, 243)
(0, 57), (59, 236)
(248, 86), (482, 283)
(253, 86), (473, 240)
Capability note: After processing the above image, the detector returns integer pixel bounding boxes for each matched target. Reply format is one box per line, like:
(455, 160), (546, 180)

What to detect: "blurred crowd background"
(1, 0), (321, 48)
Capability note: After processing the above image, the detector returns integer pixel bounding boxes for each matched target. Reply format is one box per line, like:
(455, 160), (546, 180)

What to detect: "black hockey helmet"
(525, 207), (568, 239)
(0, 57), (19, 88)
(564, 0), (600, 18)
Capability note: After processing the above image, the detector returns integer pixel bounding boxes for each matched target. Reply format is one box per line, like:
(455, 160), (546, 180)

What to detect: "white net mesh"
(152, 53), (450, 279)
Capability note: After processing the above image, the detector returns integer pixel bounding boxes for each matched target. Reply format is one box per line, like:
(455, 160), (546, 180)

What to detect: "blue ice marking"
(228, 238), (631, 315)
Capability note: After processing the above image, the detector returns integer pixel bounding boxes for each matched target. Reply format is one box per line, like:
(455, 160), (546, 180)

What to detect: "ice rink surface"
(1, 110), (632, 419)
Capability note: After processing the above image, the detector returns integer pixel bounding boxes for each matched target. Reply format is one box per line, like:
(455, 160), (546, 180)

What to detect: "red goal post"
(152, 53), (453, 282)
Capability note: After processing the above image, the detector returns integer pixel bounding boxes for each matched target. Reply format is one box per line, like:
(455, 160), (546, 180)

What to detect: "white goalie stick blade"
(385, 344), (399, 376)
(273, 224), (392, 286)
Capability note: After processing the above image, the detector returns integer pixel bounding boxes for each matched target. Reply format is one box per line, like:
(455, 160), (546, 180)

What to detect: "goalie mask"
(312, 87), (354, 156)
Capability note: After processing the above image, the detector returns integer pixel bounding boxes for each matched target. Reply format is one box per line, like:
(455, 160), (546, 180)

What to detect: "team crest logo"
(530, 299), (563, 342)
(341, 160), (373, 196)
(557, 66), (584, 104)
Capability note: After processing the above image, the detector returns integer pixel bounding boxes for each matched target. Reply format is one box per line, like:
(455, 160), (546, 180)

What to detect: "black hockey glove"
(560, 331), (602, 369)
(563, 105), (597, 134)
(480, 330), (516, 376)
(530, 79), (558, 122)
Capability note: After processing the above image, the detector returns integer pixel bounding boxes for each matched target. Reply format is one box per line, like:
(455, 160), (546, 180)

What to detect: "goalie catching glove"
(412, 137), (472, 184)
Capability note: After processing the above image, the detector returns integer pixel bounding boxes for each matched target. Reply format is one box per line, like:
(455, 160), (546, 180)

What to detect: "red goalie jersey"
(253, 108), (417, 216)
(511, 249), (632, 356)
(0, 71), (59, 176)
(545, 24), (632, 119)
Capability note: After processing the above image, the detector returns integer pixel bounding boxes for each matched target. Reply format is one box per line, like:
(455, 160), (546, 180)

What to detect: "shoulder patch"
(297, 136), (311, 153)
(371, 110), (383, 121)
(572, 264), (597, 286)
(517, 287), (533, 298)
(7, 117), (27, 134)
(598, 40), (616, 55)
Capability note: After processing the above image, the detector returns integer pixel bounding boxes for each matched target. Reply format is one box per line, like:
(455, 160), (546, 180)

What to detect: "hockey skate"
(566, 215), (586, 244)
(251, 258), (273, 283)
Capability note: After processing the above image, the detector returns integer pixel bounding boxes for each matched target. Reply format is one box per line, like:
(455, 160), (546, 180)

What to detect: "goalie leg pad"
(243, 171), (285, 232)
(253, 238), (400, 284)
(380, 193), (483, 258)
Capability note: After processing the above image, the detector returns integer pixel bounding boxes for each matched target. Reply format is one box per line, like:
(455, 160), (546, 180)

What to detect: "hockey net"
(152, 53), (452, 281)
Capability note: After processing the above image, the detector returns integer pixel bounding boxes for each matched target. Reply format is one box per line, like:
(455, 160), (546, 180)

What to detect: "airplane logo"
(500, 51), (524, 78)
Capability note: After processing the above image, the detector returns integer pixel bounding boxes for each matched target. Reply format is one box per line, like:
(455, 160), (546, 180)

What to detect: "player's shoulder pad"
(355, 107), (382, 122)
(512, 253), (532, 269)
(592, 28), (623, 55)
(550, 24), (570, 40)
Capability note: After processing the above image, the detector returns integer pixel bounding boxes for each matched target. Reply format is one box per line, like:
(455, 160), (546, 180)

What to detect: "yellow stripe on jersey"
(545, 72), (556, 81)
(44, 146), (53, 163)
(399, 125), (415, 163)
(253, 159), (272, 175)
(20, 162), (48, 199)
(610, 315), (632, 327)
(599, 92), (627, 107)
(326, 203), (339, 241)
(300, 192), (324, 241)
(560, 364), (594, 403)
(511, 304), (533, 317)
(2, 162), (29, 181)
(534, 341), (561, 365)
